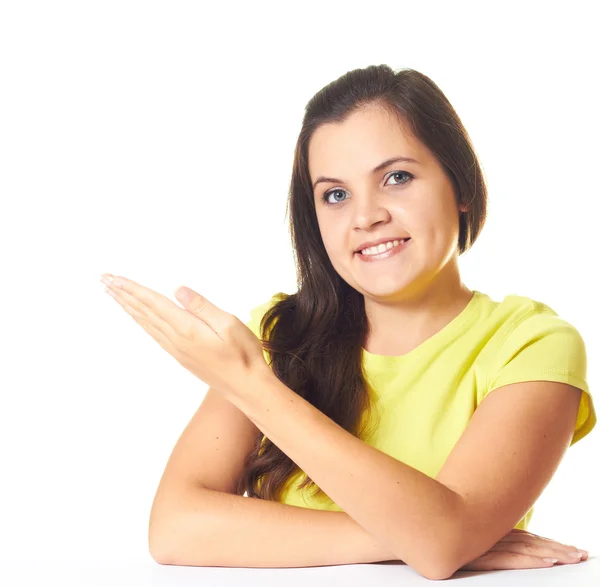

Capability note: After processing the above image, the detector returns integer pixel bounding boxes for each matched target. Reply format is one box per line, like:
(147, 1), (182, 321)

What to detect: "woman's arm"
(150, 483), (400, 567)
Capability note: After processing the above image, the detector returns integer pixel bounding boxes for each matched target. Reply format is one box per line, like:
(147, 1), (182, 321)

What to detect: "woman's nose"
(352, 196), (391, 228)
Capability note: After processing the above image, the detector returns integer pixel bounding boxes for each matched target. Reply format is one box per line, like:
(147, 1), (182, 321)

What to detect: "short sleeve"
(244, 292), (289, 367)
(483, 312), (596, 446)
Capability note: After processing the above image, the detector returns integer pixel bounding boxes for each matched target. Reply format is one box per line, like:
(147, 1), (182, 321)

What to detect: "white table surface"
(1, 557), (598, 586)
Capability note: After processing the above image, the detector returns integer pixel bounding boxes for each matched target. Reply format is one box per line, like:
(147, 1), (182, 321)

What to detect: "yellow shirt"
(245, 290), (596, 530)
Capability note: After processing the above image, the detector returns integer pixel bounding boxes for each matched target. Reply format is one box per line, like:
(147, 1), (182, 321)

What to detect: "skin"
(99, 103), (590, 568)
(306, 106), (591, 569)
(308, 104), (474, 356)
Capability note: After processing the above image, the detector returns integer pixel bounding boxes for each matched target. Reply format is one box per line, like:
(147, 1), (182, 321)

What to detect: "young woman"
(143, 65), (595, 577)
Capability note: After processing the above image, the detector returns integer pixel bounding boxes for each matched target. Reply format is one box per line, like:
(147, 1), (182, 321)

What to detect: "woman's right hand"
(459, 529), (589, 571)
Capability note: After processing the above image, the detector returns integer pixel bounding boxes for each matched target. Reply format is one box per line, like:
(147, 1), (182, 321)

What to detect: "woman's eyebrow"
(312, 156), (420, 190)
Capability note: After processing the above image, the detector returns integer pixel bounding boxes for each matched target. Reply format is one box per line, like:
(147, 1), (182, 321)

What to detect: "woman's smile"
(354, 237), (412, 262)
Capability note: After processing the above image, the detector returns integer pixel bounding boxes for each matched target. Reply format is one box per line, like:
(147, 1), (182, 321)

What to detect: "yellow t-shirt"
(245, 289), (596, 530)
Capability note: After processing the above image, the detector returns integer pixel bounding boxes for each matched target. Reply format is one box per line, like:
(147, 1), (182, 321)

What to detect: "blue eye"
(320, 171), (414, 206)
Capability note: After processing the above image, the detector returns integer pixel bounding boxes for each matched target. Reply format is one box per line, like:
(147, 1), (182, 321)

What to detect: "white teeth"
(360, 239), (406, 256)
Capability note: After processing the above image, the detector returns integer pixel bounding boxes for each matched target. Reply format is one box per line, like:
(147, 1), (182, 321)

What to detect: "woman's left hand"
(100, 273), (270, 399)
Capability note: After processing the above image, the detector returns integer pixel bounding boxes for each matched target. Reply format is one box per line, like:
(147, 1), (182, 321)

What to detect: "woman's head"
(310, 105), (471, 301)
(290, 65), (487, 303)
(238, 66), (488, 503)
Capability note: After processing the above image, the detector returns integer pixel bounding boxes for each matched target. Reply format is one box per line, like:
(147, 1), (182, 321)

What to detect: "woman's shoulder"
(477, 291), (594, 445)
(472, 290), (588, 392)
(477, 290), (581, 335)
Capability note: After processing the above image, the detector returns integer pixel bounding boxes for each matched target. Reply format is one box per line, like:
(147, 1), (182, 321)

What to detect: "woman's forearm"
(151, 484), (400, 568)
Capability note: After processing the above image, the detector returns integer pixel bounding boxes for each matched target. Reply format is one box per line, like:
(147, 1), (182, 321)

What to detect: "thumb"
(175, 286), (196, 306)
(174, 286), (221, 326)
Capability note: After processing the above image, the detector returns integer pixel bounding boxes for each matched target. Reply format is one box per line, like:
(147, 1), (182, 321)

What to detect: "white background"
(1, 0), (598, 565)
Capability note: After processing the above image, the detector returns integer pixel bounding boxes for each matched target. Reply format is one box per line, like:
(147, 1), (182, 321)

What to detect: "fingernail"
(543, 558), (558, 564)
(569, 552), (583, 558)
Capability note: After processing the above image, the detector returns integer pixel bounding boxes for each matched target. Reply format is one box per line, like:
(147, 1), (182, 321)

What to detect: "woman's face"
(308, 105), (466, 302)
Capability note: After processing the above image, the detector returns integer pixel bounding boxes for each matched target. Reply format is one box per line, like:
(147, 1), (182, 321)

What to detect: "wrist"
(228, 364), (278, 415)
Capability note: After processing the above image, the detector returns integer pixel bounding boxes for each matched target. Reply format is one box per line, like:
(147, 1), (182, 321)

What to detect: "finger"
(105, 287), (175, 353)
(459, 551), (558, 572)
(105, 275), (194, 336)
(501, 531), (588, 559)
(501, 530), (580, 552)
(105, 284), (176, 340)
(175, 287), (232, 335)
(490, 539), (585, 565)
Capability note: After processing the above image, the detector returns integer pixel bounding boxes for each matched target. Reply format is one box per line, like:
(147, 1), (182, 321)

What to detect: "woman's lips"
(355, 238), (411, 262)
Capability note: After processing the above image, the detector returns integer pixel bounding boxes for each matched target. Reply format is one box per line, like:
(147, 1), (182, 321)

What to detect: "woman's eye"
(320, 171), (413, 206)
(387, 171), (413, 186)
(321, 188), (348, 205)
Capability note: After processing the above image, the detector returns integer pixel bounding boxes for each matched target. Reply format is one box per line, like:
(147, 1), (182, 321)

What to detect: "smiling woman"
(238, 66), (595, 569)
(149, 65), (595, 579)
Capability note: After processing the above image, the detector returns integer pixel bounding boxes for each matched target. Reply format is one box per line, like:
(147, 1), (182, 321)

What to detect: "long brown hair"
(237, 65), (488, 503)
